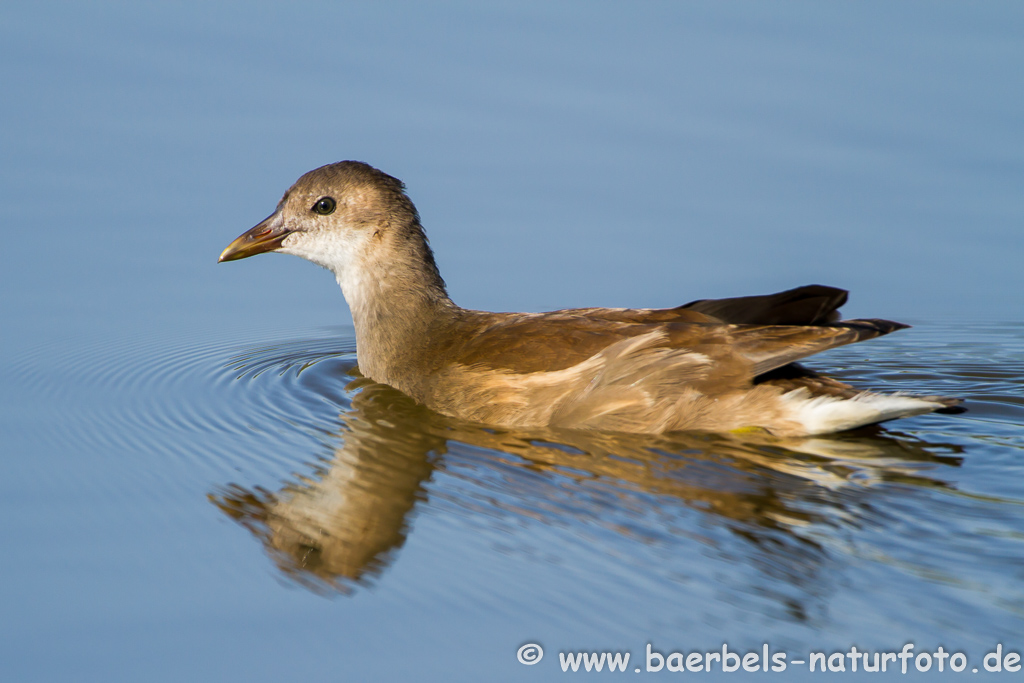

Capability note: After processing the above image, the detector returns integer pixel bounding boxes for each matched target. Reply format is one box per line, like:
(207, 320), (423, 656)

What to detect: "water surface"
(2, 1), (1023, 681)
(6, 320), (1022, 680)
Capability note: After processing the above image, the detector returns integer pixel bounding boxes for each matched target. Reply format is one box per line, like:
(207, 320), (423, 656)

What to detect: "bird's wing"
(450, 303), (906, 380)
(678, 284), (848, 325)
(450, 312), (645, 374)
(520, 284), (849, 328)
(718, 319), (908, 377)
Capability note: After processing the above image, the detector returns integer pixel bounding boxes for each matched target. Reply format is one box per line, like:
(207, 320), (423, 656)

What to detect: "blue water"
(2, 2), (1023, 681)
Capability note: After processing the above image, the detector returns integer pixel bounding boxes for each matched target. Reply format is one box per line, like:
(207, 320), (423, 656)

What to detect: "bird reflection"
(211, 364), (964, 595)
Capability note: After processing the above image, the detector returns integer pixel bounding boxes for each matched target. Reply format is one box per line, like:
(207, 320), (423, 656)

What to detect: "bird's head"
(219, 161), (422, 276)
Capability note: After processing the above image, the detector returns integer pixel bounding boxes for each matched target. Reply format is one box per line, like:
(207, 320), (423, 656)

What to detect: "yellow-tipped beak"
(219, 214), (292, 262)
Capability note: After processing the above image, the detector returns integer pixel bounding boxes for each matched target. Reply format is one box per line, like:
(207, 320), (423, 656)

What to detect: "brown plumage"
(219, 161), (964, 437)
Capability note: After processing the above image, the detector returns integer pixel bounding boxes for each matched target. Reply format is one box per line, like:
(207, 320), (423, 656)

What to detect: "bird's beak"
(219, 213), (292, 263)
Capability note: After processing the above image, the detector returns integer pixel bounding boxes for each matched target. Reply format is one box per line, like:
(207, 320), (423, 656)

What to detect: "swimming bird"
(219, 161), (963, 436)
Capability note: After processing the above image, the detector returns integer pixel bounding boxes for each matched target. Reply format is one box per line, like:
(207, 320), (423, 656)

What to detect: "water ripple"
(9, 321), (1024, 632)
(10, 326), (357, 482)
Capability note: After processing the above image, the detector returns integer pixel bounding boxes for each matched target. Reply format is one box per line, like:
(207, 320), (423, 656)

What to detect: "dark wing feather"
(680, 284), (848, 325)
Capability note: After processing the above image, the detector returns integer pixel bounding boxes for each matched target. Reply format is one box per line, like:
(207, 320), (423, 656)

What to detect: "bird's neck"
(335, 242), (457, 389)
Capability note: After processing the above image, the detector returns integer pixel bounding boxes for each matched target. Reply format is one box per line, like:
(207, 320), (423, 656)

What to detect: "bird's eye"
(312, 197), (336, 215)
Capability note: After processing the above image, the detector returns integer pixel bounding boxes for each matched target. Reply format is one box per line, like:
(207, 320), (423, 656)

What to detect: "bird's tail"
(782, 390), (965, 435)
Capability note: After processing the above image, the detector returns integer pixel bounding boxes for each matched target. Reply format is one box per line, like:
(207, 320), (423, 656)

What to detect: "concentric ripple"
(10, 321), (1022, 482)
(9, 325), (360, 482)
(9, 320), (1024, 624)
